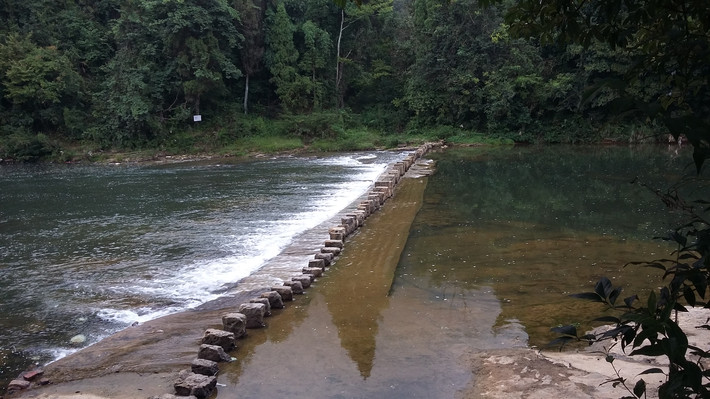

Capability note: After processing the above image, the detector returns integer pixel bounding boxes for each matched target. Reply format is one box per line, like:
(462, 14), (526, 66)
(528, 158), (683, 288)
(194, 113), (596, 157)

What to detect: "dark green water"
(395, 145), (709, 346)
(0, 152), (407, 386)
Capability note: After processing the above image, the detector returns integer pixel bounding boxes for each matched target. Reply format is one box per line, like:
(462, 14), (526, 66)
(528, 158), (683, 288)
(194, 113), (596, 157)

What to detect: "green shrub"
(280, 111), (351, 143)
(223, 136), (303, 155)
(357, 105), (410, 132)
(0, 131), (58, 161)
(447, 132), (515, 145)
(310, 127), (394, 152)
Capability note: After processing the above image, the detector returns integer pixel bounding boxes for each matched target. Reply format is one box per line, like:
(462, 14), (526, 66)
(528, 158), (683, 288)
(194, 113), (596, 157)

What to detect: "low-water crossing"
(3, 145), (707, 398)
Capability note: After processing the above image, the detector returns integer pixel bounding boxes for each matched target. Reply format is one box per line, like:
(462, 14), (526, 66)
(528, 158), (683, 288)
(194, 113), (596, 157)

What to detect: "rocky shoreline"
(460, 307), (710, 399)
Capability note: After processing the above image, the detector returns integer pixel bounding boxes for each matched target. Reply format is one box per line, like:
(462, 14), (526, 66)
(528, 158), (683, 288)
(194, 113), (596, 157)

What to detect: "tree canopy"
(493, 0), (710, 169)
(1, 0), (707, 160)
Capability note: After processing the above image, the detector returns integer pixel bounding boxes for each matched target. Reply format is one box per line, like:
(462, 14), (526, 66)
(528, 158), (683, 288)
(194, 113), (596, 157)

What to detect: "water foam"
(90, 152), (403, 328)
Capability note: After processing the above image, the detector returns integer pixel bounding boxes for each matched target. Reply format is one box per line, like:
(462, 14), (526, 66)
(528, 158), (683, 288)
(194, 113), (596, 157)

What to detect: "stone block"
(22, 369), (44, 381)
(201, 328), (235, 351)
(174, 370), (217, 399)
(291, 275), (312, 288)
(300, 273), (315, 282)
(347, 210), (366, 225)
(329, 226), (346, 240)
(308, 258), (326, 270)
(357, 204), (370, 217)
(197, 344), (232, 363)
(321, 246), (341, 255)
(395, 162), (407, 175)
(341, 217), (357, 234)
(271, 286), (294, 302)
(237, 303), (266, 328)
(282, 280), (304, 294)
(260, 291), (284, 309)
(369, 191), (385, 205)
(250, 297), (272, 316)
(302, 267), (323, 277)
(314, 252), (333, 266)
(221, 313), (247, 338)
(373, 186), (391, 200)
(7, 379), (30, 392)
(324, 239), (344, 249)
(191, 358), (219, 376)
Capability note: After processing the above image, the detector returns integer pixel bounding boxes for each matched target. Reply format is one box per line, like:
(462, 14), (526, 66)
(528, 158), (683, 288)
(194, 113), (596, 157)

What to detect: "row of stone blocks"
(151, 142), (440, 399)
(167, 284), (301, 399)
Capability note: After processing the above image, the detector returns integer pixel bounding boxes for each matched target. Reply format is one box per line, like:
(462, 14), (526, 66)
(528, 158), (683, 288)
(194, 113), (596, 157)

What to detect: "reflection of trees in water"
(427, 146), (700, 240)
(398, 146), (696, 346)
(320, 179), (425, 379)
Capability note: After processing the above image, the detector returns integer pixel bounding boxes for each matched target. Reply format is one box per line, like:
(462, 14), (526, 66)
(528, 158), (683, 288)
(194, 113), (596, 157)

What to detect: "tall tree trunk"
(312, 64), (317, 110)
(336, 9), (344, 109)
(243, 74), (250, 115)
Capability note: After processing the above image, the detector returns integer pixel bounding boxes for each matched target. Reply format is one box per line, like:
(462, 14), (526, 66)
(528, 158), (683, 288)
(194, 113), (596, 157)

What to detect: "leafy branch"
(550, 179), (710, 398)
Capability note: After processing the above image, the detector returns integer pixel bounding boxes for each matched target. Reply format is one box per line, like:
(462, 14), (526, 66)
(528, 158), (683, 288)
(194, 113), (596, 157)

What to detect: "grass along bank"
(1, 109), (671, 164)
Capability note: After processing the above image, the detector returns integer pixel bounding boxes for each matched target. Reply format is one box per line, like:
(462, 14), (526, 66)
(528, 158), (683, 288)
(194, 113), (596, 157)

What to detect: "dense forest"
(0, 0), (708, 161)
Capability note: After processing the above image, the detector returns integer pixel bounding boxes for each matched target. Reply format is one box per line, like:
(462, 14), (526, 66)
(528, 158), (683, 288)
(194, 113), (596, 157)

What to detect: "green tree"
(0, 34), (81, 134)
(335, 0), (393, 109)
(234, 0), (267, 115)
(0, 0), (117, 139)
(299, 20), (331, 111)
(148, 0), (243, 115)
(495, 0), (710, 168)
(403, 0), (536, 132)
(264, 2), (307, 113)
(91, 0), (242, 146)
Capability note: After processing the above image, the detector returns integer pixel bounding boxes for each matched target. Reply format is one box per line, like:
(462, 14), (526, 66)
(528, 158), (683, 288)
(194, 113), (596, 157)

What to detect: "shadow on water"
(317, 177), (426, 379)
(218, 179), (435, 396)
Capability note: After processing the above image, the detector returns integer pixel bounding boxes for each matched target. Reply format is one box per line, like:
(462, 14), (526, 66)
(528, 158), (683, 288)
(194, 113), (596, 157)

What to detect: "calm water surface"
(399, 145), (709, 346)
(2, 145), (707, 397)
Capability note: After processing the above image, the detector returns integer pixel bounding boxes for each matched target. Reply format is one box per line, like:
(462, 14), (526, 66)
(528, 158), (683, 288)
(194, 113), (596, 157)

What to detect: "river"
(2, 145), (708, 397)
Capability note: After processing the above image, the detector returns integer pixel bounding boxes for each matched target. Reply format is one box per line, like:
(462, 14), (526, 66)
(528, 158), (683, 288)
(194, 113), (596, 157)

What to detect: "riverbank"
(461, 307), (710, 398)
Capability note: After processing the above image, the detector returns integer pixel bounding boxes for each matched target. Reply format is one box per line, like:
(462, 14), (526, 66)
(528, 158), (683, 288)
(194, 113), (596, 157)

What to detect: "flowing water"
(0, 151), (408, 385)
